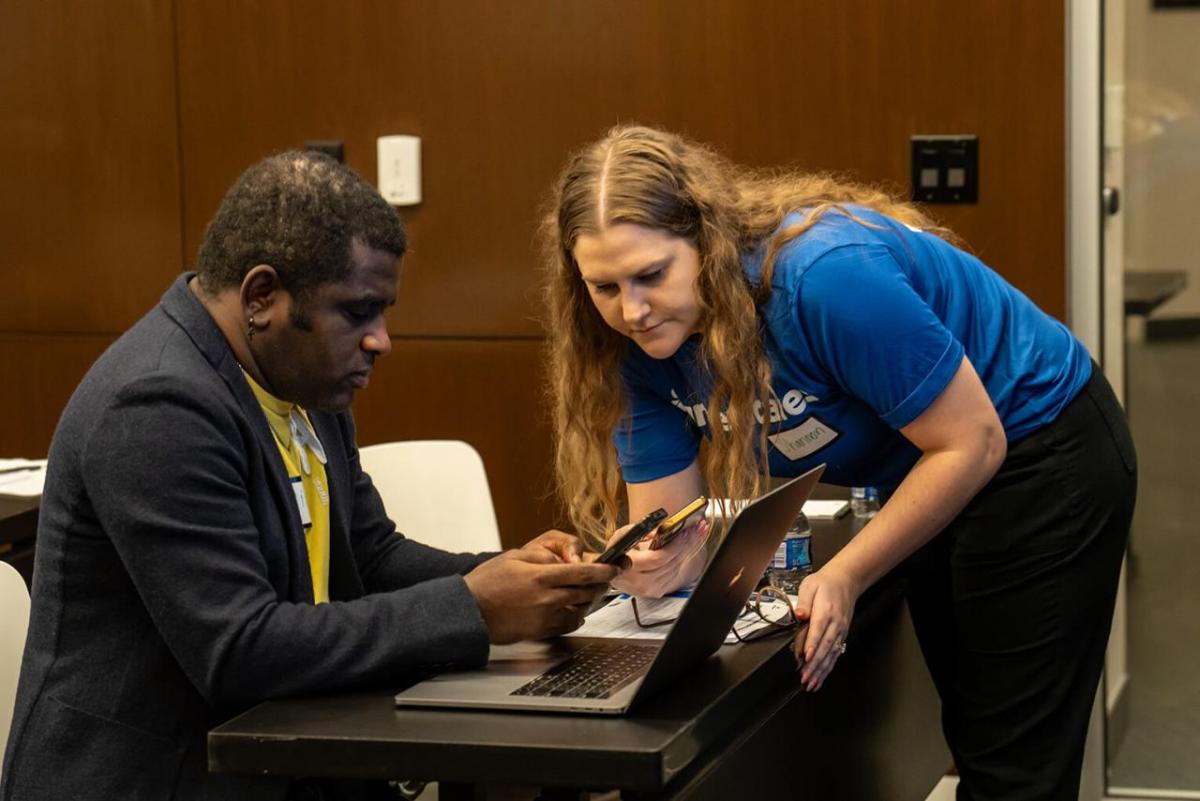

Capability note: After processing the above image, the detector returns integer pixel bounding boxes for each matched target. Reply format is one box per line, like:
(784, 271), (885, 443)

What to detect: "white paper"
(707, 497), (849, 520)
(0, 459), (48, 498)
(567, 593), (795, 645)
(802, 499), (850, 519)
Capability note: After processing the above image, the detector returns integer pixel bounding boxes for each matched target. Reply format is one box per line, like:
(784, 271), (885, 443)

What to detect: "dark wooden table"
(209, 503), (949, 800)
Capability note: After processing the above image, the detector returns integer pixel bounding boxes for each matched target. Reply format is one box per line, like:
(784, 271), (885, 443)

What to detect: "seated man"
(0, 152), (618, 801)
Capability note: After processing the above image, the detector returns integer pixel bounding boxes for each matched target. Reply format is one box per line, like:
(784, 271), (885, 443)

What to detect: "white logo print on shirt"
(669, 387), (820, 432)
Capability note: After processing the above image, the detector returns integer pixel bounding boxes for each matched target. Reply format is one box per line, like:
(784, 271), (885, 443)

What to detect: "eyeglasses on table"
(630, 583), (799, 644)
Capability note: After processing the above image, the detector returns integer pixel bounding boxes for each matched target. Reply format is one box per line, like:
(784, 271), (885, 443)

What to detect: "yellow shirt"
(244, 373), (331, 604)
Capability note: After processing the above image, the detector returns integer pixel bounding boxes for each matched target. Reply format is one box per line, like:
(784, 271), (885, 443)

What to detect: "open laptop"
(394, 464), (824, 715)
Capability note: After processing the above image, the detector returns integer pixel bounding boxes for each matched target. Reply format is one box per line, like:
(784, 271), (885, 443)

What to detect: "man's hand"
(464, 535), (619, 644)
(521, 529), (586, 564)
(609, 518), (710, 598)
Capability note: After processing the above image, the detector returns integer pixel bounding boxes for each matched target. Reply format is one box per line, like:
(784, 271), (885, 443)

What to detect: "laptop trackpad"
(395, 640), (576, 705)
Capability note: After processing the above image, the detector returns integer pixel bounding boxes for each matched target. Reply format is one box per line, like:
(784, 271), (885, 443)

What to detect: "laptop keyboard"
(510, 642), (659, 699)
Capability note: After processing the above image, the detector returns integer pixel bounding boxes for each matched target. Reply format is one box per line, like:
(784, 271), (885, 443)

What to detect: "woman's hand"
(607, 518), (710, 598)
(791, 564), (860, 691)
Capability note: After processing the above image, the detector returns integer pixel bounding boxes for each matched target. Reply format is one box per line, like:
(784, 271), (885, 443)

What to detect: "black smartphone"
(649, 496), (708, 550)
(596, 508), (668, 565)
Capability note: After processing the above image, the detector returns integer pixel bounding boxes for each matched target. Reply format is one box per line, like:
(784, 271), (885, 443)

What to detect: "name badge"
(290, 476), (312, 528)
(768, 417), (839, 461)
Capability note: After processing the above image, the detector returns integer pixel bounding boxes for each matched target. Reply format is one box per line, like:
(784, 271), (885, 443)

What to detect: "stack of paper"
(802, 499), (850, 519)
(0, 458), (48, 499)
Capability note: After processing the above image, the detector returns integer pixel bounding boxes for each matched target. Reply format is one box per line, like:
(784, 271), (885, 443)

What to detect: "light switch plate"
(910, 135), (978, 204)
(377, 135), (421, 206)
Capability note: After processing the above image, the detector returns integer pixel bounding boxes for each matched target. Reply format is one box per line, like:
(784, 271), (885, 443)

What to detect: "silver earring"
(247, 315), (257, 340)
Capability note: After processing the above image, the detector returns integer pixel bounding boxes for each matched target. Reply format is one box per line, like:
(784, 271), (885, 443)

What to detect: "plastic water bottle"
(766, 511), (811, 594)
(850, 486), (880, 519)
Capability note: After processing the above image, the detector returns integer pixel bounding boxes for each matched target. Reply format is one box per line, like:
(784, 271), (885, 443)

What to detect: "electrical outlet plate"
(377, 135), (422, 206)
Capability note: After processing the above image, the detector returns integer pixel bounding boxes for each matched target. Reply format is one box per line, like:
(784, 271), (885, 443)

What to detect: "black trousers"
(903, 366), (1137, 801)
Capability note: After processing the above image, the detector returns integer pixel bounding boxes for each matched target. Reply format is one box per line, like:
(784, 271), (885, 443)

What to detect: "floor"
(1107, 336), (1200, 794)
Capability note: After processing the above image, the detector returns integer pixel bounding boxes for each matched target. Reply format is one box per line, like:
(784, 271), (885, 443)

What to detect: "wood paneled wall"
(0, 0), (181, 457)
(1, 0), (1066, 546)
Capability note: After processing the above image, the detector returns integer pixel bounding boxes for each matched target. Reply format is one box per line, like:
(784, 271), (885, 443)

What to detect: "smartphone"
(649, 496), (708, 550)
(596, 508), (668, 565)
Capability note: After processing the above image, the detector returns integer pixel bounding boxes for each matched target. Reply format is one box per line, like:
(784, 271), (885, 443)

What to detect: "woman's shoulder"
(749, 207), (898, 290)
(785, 205), (899, 252)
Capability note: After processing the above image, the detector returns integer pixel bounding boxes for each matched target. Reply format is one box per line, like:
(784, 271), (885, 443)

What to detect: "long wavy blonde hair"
(542, 125), (951, 544)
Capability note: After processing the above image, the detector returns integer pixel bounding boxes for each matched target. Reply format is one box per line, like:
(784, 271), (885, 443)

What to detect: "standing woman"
(542, 124), (1135, 800)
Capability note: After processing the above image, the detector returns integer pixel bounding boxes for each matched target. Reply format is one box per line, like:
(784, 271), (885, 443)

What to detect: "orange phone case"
(649, 496), (707, 550)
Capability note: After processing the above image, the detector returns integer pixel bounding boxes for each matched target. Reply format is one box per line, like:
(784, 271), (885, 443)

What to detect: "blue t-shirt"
(615, 207), (1093, 489)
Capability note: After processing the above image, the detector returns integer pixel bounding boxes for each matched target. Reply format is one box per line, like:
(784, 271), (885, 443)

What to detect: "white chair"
(358, 440), (502, 552)
(0, 561), (31, 779)
(357, 441), (500, 801)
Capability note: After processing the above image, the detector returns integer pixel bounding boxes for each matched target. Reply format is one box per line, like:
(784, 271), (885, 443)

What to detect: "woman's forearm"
(825, 435), (1005, 594)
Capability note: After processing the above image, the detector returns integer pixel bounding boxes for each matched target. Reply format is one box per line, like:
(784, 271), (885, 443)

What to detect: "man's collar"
(159, 273), (242, 376)
(159, 273), (281, 460)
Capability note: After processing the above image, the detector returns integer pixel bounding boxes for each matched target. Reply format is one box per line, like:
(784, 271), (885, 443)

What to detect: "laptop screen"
(631, 465), (824, 706)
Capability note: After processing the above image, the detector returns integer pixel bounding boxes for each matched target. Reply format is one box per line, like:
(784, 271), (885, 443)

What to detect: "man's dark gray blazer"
(1, 275), (493, 800)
